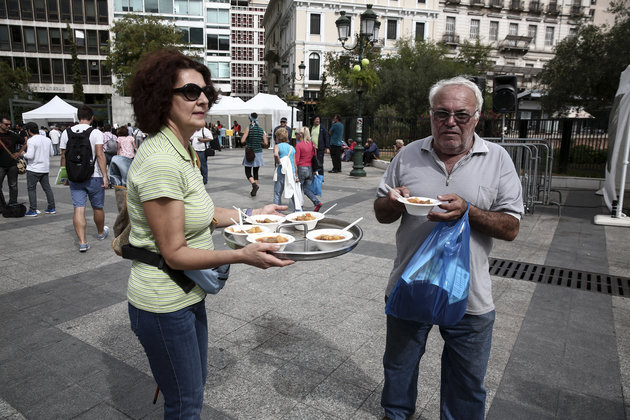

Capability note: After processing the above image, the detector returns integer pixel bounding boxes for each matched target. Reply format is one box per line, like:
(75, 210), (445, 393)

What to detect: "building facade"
(1, 0), (112, 100)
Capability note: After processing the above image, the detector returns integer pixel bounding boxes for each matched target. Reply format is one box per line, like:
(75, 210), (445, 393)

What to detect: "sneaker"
(45, 208), (56, 214)
(97, 226), (110, 240)
(314, 203), (322, 212)
(24, 209), (38, 217)
(79, 243), (90, 252)
(251, 183), (259, 197)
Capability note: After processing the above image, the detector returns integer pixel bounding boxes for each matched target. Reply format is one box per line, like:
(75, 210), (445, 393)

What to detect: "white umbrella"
(594, 65), (630, 227)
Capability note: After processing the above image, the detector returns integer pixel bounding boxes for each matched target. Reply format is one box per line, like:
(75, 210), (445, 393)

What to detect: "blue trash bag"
(310, 173), (323, 197)
(385, 203), (471, 326)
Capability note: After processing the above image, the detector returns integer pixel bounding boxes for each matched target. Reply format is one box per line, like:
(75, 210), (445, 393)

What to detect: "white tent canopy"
(207, 93), (298, 135)
(22, 96), (78, 127)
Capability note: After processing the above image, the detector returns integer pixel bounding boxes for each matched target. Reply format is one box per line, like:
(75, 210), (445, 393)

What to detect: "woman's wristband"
(246, 208), (253, 217)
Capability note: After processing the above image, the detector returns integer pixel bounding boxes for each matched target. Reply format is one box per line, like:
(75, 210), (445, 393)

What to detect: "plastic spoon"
(321, 203), (337, 215)
(342, 217), (364, 232)
(384, 184), (404, 200)
(230, 218), (246, 233)
(232, 206), (248, 223)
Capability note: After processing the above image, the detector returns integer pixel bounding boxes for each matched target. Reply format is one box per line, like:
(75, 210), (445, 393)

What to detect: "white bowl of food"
(225, 224), (272, 246)
(245, 214), (286, 232)
(246, 232), (296, 251)
(306, 228), (354, 251)
(397, 196), (442, 217)
(285, 211), (325, 230)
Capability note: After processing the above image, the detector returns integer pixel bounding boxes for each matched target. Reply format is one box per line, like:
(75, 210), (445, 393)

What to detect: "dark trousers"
(0, 165), (19, 205)
(330, 145), (342, 171)
(316, 149), (325, 175)
(195, 150), (208, 184)
(26, 170), (55, 211)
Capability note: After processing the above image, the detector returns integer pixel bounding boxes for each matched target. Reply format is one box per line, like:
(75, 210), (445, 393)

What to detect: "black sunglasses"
(431, 109), (478, 124)
(173, 83), (213, 101)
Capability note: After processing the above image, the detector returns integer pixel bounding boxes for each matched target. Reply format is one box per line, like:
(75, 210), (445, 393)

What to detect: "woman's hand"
(254, 204), (288, 216)
(238, 243), (294, 268)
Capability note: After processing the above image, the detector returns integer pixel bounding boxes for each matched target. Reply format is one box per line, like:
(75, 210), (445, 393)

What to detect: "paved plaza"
(1, 148), (629, 419)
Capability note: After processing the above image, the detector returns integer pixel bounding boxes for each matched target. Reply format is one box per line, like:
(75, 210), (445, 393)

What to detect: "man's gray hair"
(429, 76), (484, 113)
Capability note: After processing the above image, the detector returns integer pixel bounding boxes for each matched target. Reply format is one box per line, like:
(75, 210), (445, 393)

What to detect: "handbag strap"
(0, 138), (20, 161)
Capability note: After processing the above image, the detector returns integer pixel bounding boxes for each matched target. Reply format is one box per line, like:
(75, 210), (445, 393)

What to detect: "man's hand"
(427, 193), (467, 222)
(374, 186), (409, 224)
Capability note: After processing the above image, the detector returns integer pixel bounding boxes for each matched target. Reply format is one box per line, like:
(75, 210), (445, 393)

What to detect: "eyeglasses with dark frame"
(172, 83), (213, 102)
(430, 109), (478, 124)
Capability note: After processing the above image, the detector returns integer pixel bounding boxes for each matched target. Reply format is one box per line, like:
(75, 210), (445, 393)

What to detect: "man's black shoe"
(328, 170), (340, 173)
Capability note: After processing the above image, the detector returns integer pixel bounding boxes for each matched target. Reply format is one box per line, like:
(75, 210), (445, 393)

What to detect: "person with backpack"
(60, 105), (109, 252)
(102, 123), (118, 167)
(190, 125), (213, 184)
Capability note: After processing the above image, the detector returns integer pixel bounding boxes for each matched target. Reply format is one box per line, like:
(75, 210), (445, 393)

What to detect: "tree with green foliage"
(372, 39), (479, 117)
(318, 38), (483, 118)
(540, 3), (630, 117)
(456, 39), (493, 74)
(106, 14), (189, 95)
(66, 23), (85, 103)
(0, 61), (31, 117)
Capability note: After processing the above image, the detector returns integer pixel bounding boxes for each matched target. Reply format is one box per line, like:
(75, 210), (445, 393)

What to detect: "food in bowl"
(286, 211), (325, 231)
(246, 214), (286, 232)
(227, 226), (263, 234)
(254, 235), (289, 243)
(407, 197), (433, 204)
(306, 228), (353, 251)
(315, 234), (346, 241)
(246, 232), (295, 251)
(397, 196), (441, 217)
(225, 224), (272, 246)
(293, 213), (316, 221)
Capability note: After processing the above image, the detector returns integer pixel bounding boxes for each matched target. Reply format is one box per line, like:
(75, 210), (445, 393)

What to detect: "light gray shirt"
(377, 134), (524, 315)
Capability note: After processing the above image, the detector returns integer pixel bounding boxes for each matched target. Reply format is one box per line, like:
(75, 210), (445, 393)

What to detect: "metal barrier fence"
(486, 137), (561, 214)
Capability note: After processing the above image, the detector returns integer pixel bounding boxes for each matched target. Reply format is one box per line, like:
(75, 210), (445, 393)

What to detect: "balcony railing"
(499, 35), (533, 53)
(442, 33), (460, 44)
(445, 0), (462, 4)
(547, 2), (560, 14)
(529, 0), (542, 13)
(509, 0), (524, 11)
(490, 0), (504, 8)
(570, 4), (583, 16)
(471, 0), (486, 6)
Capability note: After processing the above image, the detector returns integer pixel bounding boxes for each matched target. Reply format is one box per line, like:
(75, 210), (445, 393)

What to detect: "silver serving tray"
(222, 217), (363, 261)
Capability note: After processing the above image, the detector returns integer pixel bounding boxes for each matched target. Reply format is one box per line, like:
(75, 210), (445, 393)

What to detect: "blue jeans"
(195, 150), (208, 184)
(381, 311), (495, 420)
(273, 171), (295, 210)
(128, 301), (208, 419)
(297, 166), (320, 207)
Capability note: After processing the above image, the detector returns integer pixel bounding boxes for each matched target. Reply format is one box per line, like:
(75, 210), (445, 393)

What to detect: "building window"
(52, 58), (64, 83)
(7, 0), (19, 18)
(158, 0), (172, 13)
(489, 21), (499, 41)
(39, 58), (51, 82)
(11, 26), (24, 51)
(528, 24), (537, 44)
(309, 52), (320, 80)
(50, 28), (61, 52)
(24, 27), (36, 52)
(545, 26), (554, 46)
(310, 14), (321, 35)
(207, 34), (229, 51)
(509, 23), (518, 35)
(36, 27), (48, 52)
(415, 22), (425, 41)
(387, 19), (397, 40)
(20, 0), (33, 20)
(418, 0), (426, 3)
(34, 0), (46, 20)
(0, 26), (9, 50)
(48, 0), (59, 21)
(72, 0), (83, 23)
(446, 17), (455, 34)
(26, 57), (38, 82)
(89, 60), (99, 84)
(60, 0), (70, 20)
(84, 0), (96, 23)
(98, 30), (108, 54)
(87, 30), (97, 54)
(470, 19), (480, 39)
(207, 8), (229, 24)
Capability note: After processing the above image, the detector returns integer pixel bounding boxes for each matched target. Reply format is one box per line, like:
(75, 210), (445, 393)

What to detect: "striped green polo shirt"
(126, 127), (214, 313)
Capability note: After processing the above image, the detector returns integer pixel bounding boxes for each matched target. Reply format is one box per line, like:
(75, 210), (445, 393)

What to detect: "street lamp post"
(335, 4), (380, 177)
(281, 60), (306, 140)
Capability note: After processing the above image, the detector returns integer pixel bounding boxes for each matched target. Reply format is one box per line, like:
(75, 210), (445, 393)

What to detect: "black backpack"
(65, 127), (95, 182)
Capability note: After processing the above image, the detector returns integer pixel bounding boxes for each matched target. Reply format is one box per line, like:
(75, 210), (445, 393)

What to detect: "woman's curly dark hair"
(130, 48), (218, 135)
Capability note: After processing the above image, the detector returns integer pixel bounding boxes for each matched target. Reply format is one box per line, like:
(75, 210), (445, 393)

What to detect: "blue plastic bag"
(310, 173), (323, 197)
(385, 204), (471, 326)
